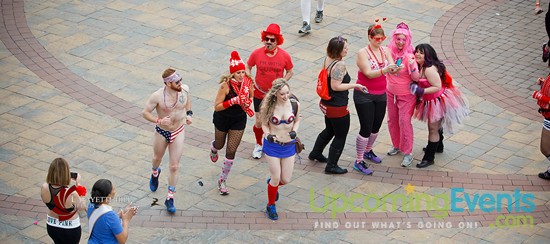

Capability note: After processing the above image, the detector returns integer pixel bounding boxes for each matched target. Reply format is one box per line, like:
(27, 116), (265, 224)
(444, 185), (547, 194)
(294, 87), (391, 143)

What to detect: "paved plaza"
(1, 0), (550, 243)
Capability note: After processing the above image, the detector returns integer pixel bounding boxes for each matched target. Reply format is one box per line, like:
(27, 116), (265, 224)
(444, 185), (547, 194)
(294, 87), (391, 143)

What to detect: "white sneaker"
(252, 144), (263, 159)
(401, 154), (413, 167)
(387, 147), (400, 156)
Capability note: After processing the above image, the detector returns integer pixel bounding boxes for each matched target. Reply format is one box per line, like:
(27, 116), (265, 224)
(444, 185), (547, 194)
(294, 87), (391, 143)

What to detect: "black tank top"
(45, 184), (75, 212)
(322, 72), (351, 107)
(218, 84), (245, 116)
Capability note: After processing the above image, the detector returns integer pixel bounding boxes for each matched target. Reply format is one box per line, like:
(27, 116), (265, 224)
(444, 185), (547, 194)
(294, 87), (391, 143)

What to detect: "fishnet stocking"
(214, 128), (244, 160)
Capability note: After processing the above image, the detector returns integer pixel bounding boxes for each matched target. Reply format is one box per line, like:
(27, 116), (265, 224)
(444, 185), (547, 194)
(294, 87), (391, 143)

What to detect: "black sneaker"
(298, 21), (311, 34)
(315, 10), (323, 23)
(539, 170), (550, 180)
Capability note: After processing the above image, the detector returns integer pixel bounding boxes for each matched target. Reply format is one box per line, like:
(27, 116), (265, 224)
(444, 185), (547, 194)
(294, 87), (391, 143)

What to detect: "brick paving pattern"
(1, 0), (550, 243)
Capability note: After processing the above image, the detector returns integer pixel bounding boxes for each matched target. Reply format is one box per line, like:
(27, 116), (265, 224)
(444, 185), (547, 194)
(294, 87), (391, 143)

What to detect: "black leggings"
(354, 97), (387, 138)
(318, 114), (351, 151)
(47, 225), (81, 244)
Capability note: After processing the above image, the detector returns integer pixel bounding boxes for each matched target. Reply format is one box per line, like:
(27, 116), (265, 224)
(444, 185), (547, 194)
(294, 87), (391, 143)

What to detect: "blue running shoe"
(165, 198), (176, 213)
(266, 204), (278, 220)
(364, 150), (382, 164)
(266, 178), (279, 201)
(150, 168), (161, 192)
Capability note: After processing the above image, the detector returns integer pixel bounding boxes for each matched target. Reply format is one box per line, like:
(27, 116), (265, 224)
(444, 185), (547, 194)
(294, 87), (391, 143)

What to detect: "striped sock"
(356, 135), (368, 161)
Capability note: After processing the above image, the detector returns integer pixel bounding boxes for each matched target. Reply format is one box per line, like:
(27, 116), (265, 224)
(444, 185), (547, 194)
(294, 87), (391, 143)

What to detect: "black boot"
(423, 128), (444, 153)
(417, 141), (437, 168)
(436, 128), (444, 152)
(308, 135), (330, 163)
(325, 146), (348, 174)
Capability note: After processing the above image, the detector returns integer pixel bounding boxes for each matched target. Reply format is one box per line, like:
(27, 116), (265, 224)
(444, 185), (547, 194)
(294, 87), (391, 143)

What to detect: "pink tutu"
(413, 87), (469, 134)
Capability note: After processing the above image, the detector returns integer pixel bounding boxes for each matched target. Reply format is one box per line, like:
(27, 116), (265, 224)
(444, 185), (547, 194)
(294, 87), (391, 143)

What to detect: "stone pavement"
(1, 0), (550, 243)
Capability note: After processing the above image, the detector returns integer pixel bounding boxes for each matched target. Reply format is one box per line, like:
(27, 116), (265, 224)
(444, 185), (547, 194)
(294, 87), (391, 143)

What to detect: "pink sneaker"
(210, 140), (218, 163)
(218, 179), (229, 195)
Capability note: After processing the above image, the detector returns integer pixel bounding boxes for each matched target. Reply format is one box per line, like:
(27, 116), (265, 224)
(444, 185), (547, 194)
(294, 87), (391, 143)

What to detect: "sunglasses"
(371, 36), (386, 42)
(264, 37), (276, 43)
(175, 78), (182, 85)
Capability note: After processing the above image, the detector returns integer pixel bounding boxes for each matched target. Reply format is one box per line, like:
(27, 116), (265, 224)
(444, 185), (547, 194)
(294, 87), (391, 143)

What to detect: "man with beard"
(246, 23), (294, 159)
(142, 68), (193, 213)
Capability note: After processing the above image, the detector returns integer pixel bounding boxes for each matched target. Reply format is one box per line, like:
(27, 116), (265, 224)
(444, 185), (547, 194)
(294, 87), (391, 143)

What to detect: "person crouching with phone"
(385, 22), (420, 167)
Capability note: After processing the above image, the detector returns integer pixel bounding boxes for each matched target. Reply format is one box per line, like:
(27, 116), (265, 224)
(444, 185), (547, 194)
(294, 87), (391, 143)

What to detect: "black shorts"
(213, 111), (247, 132)
(47, 225), (81, 244)
(253, 97), (263, 112)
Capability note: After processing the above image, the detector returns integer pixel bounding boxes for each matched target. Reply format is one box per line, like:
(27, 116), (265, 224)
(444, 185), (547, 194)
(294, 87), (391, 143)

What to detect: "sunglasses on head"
(371, 36), (386, 42)
(264, 37), (276, 43)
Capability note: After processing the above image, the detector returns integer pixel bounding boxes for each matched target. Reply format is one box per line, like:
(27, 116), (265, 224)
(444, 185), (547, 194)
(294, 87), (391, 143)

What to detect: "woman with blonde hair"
(260, 78), (300, 220)
(210, 51), (254, 195)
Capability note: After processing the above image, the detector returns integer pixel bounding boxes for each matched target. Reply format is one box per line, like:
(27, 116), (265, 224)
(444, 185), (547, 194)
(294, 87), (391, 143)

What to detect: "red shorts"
(319, 102), (349, 119)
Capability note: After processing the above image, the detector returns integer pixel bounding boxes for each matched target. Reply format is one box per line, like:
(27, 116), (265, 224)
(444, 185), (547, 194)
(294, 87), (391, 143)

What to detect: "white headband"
(163, 72), (181, 83)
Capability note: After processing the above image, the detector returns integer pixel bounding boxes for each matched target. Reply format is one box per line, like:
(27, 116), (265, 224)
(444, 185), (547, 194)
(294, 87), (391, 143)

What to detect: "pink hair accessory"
(393, 28), (409, 36)
(396, 22), (409, 30)
(163, 72), (181, 83)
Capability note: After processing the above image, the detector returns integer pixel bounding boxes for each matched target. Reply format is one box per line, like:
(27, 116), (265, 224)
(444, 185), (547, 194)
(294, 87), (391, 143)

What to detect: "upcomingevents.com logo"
(309, 184), (535, 229)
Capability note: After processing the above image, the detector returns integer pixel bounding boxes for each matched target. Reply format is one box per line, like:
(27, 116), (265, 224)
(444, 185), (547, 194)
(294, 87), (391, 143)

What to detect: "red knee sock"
(253, 126), (264, 146)
(267, 183), (278, 205)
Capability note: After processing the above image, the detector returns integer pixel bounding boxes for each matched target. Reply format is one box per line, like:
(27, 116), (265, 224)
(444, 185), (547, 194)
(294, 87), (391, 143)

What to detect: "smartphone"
(396, 57), (402, 66)
(361, 87), (369, 94)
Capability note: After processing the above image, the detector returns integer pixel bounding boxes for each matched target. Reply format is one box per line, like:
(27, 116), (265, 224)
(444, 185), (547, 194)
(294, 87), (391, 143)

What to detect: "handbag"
(289, 94), (305, 154)
(295, 136), (305, 154)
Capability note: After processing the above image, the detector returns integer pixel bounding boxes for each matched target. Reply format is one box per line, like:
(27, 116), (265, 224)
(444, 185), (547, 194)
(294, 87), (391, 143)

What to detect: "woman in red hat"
(210, 51), (255, 195)
(247, 23), (294, 160)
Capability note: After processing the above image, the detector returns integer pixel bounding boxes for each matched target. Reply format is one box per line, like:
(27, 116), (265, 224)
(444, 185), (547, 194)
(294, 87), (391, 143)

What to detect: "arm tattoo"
(332, 63), (346, 81)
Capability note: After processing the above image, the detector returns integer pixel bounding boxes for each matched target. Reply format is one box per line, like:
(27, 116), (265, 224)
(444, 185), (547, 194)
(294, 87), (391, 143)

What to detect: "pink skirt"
(413, 87), (469, 134)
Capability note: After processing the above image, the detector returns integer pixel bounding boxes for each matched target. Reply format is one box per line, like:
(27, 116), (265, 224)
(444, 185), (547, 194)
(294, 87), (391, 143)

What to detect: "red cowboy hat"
(261, 23), (284, 45)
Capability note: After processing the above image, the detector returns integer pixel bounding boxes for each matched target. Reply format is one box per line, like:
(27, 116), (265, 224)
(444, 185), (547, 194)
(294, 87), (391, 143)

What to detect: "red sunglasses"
(371, 36), (386, 42)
